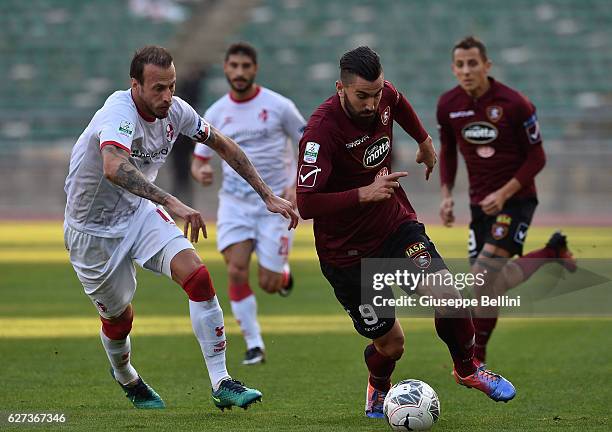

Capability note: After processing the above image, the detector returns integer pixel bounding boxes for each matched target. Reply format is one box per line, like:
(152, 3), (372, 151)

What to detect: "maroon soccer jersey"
(296, 81), (429, 267)
(437, 77), (545, 204)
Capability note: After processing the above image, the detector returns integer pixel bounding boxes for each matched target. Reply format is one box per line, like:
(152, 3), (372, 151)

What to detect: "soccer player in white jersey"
(191, 42), (305, 365)
(63, 46), (298, 410)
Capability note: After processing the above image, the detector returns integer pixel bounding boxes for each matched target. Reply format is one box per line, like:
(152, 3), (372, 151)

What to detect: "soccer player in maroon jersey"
(297, 46), (516, 419)
(438, 36), (577, 365)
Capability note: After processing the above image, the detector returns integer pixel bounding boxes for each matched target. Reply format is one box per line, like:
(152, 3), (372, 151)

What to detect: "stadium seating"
(0, 0), (192, 150)
(2, 0), (611, 149)
(202, 0), (612, 141)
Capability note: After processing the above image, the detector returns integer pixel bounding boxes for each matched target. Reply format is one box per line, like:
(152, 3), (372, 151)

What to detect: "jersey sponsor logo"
(193, 117), (211, 143)
(131, 147), (169, 160)
(363, 136), (390, 168)
(449, 110), (475, 119)
(486, 106), (503, 122)
(303, 141), (320, 163)
(298, 164), (321, 187)
(514, 222), (529, 244)
(375, 166), (389, 178)
(345, 134), (369, 149)
(165, 123), (174, 142)
(118, 120), (135, 137)
(476, 145), (496, 158)
(462, 122), (498, 144)
(523, 114), (541, 144)
(227, 128), (268, 141)
(215, 326), (224, 337)
(405, 242), (427, 258)
(381, 106), (391, 125)
(213, 341), (226, 353)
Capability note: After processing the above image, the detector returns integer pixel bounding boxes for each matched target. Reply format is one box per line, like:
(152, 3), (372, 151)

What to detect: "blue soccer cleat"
(365, 379), (388, 418)
(110, 369), (165, 409)
(212, 378), (262, 411)
(453, 365), (516, 402)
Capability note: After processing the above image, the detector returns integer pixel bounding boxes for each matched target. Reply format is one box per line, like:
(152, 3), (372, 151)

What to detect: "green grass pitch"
(0, 222), (611, 431)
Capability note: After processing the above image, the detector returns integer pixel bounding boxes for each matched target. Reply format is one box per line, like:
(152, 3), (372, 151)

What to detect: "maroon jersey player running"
(438, 36), (577, 365)
(297, 46), (516, 419)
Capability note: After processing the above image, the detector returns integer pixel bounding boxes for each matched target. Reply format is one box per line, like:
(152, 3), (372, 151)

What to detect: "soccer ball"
(383, 379), (440, 431)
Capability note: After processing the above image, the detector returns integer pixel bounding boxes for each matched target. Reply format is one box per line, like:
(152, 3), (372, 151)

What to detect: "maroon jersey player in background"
(437, 36), (577, 365)
(297, 46), (516, 420)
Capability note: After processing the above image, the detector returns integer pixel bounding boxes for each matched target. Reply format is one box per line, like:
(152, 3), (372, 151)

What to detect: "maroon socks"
(435, 316), (477, 377)
(364, 344), (396, 391)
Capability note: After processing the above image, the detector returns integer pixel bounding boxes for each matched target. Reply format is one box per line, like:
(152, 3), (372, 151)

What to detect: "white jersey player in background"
(63, 46), (297, 411)
(191, 42), (306, 365)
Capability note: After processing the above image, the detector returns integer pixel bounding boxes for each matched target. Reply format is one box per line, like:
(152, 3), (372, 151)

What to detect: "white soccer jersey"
(193, 86), (305, 197)
(64, 89), (211, 237)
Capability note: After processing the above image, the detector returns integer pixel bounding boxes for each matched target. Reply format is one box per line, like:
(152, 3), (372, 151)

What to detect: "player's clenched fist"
(358, 172), (408, 203)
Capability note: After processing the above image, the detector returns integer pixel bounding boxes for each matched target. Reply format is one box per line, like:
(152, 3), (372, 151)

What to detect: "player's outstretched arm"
(101, 145), (207, 242)
(204, 126), (299, 229)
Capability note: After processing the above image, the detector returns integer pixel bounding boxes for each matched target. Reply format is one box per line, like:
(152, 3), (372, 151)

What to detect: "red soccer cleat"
(453, 364), (516, 402)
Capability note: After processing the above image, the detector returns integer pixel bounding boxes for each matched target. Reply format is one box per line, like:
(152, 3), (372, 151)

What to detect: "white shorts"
(64, 201), (194, 318)
(217, 192), (294, 273)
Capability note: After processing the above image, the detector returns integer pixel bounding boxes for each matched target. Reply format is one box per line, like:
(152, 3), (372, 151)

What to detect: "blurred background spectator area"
(1, 0), (610, 223)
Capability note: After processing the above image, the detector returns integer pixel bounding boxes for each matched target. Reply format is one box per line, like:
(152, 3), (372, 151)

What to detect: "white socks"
(189, 296), (230, 390)
(100, 330), (139, 385)
(230, 294), (264, 350)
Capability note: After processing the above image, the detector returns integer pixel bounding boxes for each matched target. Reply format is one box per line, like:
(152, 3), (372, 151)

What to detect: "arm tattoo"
(208, 127), (273, 200)
(103, 146), (171, 205)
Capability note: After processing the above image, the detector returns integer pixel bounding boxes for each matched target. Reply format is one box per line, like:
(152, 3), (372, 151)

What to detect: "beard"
(152, 104), (170, 119)
(227, 75), (256, 94)
(137, 90), (170, 119)
(343, 94), (377, 128)
(149, 104), (170, 119)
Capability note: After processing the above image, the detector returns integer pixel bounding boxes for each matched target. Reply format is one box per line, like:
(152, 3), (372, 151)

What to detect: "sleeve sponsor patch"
(303, 142), (320, 163)
(523, 114), (541, 144)
(298, 164), (321, 188)
(192, 117), (211, 143)
(118, 120), (135, 137)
